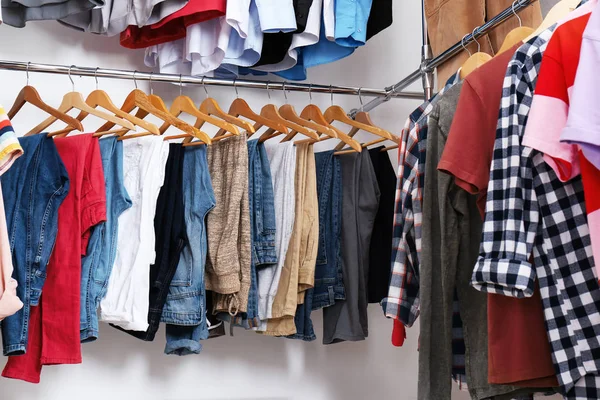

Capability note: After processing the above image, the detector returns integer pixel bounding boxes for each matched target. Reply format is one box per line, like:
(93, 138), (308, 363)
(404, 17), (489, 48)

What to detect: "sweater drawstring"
(228, 293), (240, 317)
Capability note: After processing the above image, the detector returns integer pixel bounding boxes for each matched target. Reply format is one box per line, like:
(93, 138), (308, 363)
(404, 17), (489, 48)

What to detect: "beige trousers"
(264, 143), (319, 336)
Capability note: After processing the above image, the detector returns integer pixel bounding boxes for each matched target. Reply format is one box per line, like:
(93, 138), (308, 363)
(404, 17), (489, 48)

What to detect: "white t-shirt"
(100, 135), (170, 331)
(256, 141), (296, 325)
(323, 0), (335, 41)
(144, 16), (231, 76)
(226, 0), (251, 37)
(253, 0), (322, 72)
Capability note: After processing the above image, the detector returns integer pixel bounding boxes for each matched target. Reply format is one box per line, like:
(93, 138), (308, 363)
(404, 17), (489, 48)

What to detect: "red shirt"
(2, 134), (106, 383)
(438, 45), (558, 387)
(120, 0), (226, 49)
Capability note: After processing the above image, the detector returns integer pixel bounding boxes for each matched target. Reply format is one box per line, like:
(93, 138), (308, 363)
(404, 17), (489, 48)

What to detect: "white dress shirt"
(145, 16), (231, 76)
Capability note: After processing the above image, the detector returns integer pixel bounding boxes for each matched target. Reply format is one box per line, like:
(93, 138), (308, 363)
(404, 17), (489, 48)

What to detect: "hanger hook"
(133, 70), (138, 89)
(149, 71), (154, 95)
(68, 65), (75, 92)
(26, 61), (30, 86)
(358, 88), (364, 111)
(308, 84), (313, 104)
(512, 0), (522, 27)
(201, 76), (209, 99)
(179, 74), (183, 97)
(94, 67), (99, 90)
(282, 82), (288, 104)
(460, 33), (472, 56)
(266, 80), (271, 100)
(233, 78), (239, 98)
(330, 85), (334, 106)
(471, 27), (481, 53)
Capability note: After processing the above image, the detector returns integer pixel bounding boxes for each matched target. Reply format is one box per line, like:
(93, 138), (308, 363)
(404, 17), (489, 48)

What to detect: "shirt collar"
(408, 68), (463, 125)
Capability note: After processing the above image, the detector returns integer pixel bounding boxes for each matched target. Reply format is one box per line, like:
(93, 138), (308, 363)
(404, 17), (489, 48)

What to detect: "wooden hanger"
(282, 85), (336, 141)
(253, 82), (332, 142)
(182, 78), (252, 146)
(334, 110), (398, 151)
(214, 83), (288, 139)
(257, 83), (326, 143)
(8, 63), (83, 133)
(163, 76), (239, 142)
(94, 73), (210, 144)
(198, 77), (254, 132)
(325, 106), (393, 140)
(496, 1), (535, 55)
(256, 104), (320, 141)
(162, 94), (240, 137)
(459, 27), (492, 79)
(524, 0), (579, 42)
(279, 104), (334, 140)
(27, 66), (135, 136)
(8, 85), (84, 133)
(317, 87), (395, 154)
(291, 104), (362, 152)
(278, 85), (360, 151)
(48, 69), (160, 137)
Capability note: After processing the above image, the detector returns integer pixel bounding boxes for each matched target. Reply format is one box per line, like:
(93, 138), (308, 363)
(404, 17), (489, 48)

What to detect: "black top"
(252, 0), (314, 67)
(366, 0), (393, 41)
(367, 147), (397, 303)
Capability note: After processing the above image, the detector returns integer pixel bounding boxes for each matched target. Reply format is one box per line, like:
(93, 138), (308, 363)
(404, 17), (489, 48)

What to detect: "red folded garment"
(2, 135), (106, 384)
(120, 0), (226, 49)
(391, 319), (406, 347)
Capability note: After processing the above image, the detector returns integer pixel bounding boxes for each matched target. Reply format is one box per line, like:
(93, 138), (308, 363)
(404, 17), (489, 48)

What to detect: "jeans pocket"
(162, 288), (204, 325)
(170, 248), (193, 287)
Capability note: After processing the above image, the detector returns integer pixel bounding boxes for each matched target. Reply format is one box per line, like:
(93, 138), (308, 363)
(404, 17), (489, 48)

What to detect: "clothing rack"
(0, 60), (424, 100)
(350, 0), (539, 116)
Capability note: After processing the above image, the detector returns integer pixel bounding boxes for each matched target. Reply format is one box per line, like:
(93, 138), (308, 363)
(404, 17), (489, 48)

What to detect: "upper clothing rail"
(0, 60), (424, 100)
(351, 0), (539, 116)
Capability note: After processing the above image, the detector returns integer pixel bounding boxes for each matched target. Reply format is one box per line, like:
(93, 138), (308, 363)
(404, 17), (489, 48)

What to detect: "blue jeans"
(287, 289), (316, 341)
(164, 145), (215, 355)
(1, 133), (69, 355)
(312, 151), (345, 310)
(80, 137), (132, 342)
(217, 140), (277, 329)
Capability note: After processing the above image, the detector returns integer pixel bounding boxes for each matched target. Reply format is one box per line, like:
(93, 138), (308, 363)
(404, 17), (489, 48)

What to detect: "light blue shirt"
(255, 0), (297, 33)
(215, 0), (263, 78)
(334, 0), (373, 47)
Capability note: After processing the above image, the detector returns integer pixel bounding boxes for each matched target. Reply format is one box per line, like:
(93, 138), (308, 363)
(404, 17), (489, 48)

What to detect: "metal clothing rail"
(352, 0), (539, 116)
(0, 60), (425, 100)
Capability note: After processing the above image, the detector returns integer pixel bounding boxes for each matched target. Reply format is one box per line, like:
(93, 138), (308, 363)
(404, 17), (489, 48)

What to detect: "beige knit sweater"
(205, 134), (251, 315)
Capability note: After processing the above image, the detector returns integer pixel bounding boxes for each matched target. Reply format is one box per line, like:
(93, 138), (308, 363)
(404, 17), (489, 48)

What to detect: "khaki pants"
(264, 143), (319, 336)
(425, 0), (542, 87)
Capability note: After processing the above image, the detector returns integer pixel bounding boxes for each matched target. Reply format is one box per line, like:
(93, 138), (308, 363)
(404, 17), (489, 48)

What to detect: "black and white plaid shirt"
(471, 27), (600, 396)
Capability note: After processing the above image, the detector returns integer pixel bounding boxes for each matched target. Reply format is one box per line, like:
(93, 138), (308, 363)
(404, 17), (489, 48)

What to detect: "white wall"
(0, 2), (553, 399)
